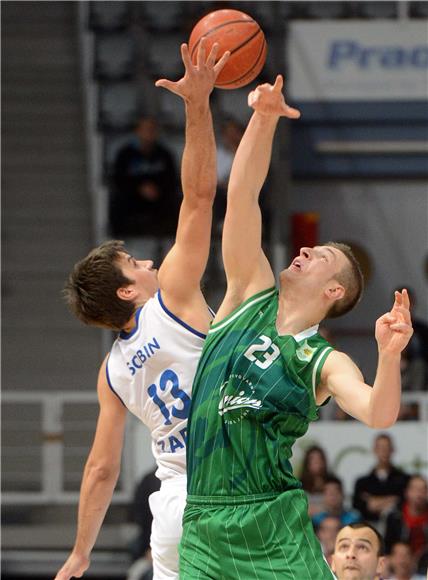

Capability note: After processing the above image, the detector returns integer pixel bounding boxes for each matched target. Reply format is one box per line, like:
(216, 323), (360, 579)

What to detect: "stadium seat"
(94, 33), (136, 80)
(355, 1), (398, 18)
(98, 82), (138, 131)
(139, 1), (185, 32)
(89, 1), (130, 31)
(145, 33), (185, 79)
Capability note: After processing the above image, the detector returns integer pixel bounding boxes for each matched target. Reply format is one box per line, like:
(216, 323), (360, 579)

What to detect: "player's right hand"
(54, 552), (90, 580)
(155, 38), (230, 102)
(248, 75), (301, 119)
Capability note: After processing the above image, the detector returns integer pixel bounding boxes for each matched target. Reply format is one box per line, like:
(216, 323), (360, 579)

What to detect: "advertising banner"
(288, 21), (428, 100)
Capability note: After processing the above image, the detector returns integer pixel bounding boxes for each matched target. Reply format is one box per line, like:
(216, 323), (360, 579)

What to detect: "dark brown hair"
(299, 445), (330, 493)
(324, 242), (364, 319)
(63, 240), (135, 331)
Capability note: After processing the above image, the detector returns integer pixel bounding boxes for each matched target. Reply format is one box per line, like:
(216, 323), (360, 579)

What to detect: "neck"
(277, 289), (323, 336)
(122, 305), (143, 333)
(376, 462), (390, 471)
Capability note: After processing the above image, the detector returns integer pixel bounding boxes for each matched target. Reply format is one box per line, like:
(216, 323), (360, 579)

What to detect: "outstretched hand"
(248, 75), (301, 119)
(375, 289), (413, 355)
(155, 39), (230, 103)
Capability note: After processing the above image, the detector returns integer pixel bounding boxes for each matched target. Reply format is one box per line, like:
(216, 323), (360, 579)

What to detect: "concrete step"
(2, 63), (79, 83)
(2, 84), (83, 102)
(2, 167), (90, 198)
(2, 272), (84, 330)
(3, 152), (86, 171)
(2, 326), (102, 392)
(3, 138), (84, 157)
(2, 1), (75, 24)
(2, 223), (93, 274)
(4, 100), (83, 117)
(3, 36), (77, 59)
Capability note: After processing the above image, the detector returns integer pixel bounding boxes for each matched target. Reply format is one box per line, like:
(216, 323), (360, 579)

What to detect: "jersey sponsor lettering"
(126, 337), (160, 376)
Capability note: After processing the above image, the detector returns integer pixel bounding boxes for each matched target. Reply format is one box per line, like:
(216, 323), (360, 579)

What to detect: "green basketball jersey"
(187, 287), (334, 497)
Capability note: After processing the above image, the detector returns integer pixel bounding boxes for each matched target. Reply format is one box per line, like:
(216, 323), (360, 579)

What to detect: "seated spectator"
(313, 476), (361, 528)
(353, 433), (409, 527)
(385, 475), (428, 559)
(299, 445), (334, 516)
(331, 522), (386, 580)
(315, 515), (341, 566)
(109, 115), (179, 266)
(387, 541), (426, 580)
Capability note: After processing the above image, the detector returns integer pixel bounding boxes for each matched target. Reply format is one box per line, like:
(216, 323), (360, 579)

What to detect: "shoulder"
(321, 350), (363, 380)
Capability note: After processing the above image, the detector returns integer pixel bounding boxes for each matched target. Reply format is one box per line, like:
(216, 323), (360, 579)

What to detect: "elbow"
(367, 415), (398, 430)
(86, 461), (120, 484)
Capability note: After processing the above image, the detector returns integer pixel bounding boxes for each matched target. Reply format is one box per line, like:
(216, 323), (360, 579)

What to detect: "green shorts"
(179, 488), (335, 579)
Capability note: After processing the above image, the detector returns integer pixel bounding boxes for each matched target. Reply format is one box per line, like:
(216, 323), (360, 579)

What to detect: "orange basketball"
(188, 9), (267, 90)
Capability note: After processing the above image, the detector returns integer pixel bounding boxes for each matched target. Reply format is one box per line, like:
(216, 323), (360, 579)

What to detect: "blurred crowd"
(128, 433), (427, 580)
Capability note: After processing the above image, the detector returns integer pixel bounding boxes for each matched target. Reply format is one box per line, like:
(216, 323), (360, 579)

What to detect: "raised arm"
(217, 76), (300, 320)
(319, 290), (413, 428)
(54, 358), (127, 580)
(155, 41), (229, 329)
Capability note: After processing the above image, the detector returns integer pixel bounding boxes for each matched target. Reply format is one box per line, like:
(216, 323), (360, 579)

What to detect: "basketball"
(188, 9), (267, 90)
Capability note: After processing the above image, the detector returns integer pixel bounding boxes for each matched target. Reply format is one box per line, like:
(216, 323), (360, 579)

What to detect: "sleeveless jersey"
(187, 287), (334, 497)
(107, 290), (207, 481)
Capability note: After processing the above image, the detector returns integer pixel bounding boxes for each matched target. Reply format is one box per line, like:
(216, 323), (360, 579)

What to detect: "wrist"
(185, 98), (210, 115)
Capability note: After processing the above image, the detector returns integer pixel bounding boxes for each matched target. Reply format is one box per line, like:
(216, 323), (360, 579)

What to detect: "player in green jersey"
(179, 75), (414, 579)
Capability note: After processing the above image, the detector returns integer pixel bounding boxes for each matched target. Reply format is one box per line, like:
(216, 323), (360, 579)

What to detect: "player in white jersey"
(54, 40), (230, 580)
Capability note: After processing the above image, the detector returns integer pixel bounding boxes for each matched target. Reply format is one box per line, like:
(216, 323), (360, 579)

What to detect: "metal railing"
(2, 391), (136, 504)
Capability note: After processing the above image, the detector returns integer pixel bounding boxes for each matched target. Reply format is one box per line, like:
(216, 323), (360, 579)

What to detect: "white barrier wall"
(133, 418), (428, 499)
(292, 421), (428, 497)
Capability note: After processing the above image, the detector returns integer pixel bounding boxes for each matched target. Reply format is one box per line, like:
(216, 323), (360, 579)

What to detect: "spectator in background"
(395, 287), (428, 390)
(109, 115), (179, 267)
(127, 468), (160, 580)
(387, 541), (426, 580)
(385, 475), (428, 560)
(331, 522), (386, 580)
(313, 476), (361, 529)
(353, 434), (409, 528)
(315, 515), (341, 566)
(300, 445), (334, 516)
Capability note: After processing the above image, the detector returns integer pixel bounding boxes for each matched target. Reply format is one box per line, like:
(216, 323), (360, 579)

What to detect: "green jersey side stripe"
(311, 346), (333, 399)
(209, 287), (277, 334)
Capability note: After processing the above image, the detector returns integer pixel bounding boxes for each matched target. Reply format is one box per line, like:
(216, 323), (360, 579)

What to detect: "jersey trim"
(119, 306), (143, 340)
(311, 346), (333, 401)
(157, 290), (207, 339)
(209, 287), (277, 334)
(105, 353), (127, 407)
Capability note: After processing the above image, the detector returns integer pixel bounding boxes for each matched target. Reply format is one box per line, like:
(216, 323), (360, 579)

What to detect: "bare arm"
(320, 290), (413, 429)
(54, 358), (128, 580)
(155, 42), (229, 330)
(217, 76), (300, 321)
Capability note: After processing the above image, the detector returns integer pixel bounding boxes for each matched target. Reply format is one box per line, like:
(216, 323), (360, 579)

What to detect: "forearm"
(73, 464), (120, 557)
(228, 112), (279, 204)
(181, 98), (216, 205)
(368, 352), (402, 428)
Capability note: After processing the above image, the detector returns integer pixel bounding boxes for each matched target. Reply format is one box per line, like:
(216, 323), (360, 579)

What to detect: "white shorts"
(149, 475), (187, 580)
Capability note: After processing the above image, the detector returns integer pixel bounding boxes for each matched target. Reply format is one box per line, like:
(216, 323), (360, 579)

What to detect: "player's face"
(281, 245), (349, 299)
(332, 526), (384, 580)
(118, 252), (159, 301)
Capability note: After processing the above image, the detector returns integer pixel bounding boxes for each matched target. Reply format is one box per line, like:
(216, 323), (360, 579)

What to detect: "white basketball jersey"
(106, 290), (208, 481)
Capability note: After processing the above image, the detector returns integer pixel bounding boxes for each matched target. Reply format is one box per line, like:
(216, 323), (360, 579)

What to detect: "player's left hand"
(375, 289), (413, 355)
(248, 75), (301, 119)
(155, 39), (230, 102)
